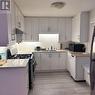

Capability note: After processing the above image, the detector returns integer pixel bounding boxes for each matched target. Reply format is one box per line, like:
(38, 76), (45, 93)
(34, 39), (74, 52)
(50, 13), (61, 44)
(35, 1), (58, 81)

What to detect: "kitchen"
(0, 0), (95, 95)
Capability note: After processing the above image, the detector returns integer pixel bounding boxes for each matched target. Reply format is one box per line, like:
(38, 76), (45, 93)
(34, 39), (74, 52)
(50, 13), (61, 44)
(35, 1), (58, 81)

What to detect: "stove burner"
(16, 54), (31, 59)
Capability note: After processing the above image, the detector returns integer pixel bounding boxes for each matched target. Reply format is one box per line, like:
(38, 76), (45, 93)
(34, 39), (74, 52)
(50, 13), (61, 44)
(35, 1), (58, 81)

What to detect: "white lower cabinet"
(35, 52), (66, 72)
(0, 66), (29, 95)
(84, 67), (90, 85)
(40, 53), (50, 71)
(57, 53), (66, 70)
(67, 51), (90, 81)
(34, 52), (41, 71)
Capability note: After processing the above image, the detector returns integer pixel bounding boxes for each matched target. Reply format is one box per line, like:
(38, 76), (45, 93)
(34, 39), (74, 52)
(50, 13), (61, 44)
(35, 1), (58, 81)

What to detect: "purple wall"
(0, 13), (8, 46)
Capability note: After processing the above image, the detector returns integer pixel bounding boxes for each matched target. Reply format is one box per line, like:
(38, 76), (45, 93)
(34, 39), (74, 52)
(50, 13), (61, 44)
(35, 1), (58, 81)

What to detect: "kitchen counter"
(0, 59), (29, 68)
(17, 49), (90, 56)
(68, 51), (90, 57)
(34, 50), (67, 53)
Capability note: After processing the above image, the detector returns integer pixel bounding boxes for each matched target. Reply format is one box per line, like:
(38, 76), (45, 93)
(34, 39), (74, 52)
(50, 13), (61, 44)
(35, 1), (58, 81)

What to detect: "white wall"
(16, 42), (43, 53)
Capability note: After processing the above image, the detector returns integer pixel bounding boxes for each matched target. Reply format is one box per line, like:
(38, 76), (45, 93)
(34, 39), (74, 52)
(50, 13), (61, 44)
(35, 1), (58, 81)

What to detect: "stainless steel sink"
(45, 50), (57, 52)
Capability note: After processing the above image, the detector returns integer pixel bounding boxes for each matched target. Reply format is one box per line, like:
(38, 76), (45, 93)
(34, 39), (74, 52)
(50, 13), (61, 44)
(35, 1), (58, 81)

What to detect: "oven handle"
(31, 54), (34, 59)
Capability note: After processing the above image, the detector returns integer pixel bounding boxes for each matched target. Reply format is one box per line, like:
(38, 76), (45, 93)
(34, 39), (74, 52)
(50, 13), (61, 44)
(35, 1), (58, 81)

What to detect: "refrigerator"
(90, 26), (95, 95)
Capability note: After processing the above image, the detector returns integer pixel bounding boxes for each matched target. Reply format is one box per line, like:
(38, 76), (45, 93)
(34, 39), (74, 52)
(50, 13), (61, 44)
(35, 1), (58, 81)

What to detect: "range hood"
(15, 28), (23, 34)
(15, 28), (23, 43)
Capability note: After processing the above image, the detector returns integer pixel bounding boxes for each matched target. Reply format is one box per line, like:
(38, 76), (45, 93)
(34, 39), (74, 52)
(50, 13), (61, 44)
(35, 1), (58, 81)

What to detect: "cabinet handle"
(49, 53), (52, 58)
(31, 35), (32, 39)
(71, 55), (74, 57)
(48, 27), (50, 32)
(59, 53), (60, 58)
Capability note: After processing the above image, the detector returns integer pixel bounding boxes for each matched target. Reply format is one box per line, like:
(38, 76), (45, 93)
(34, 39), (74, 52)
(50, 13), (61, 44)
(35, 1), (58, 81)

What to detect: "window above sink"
(39, 34), (60, 50)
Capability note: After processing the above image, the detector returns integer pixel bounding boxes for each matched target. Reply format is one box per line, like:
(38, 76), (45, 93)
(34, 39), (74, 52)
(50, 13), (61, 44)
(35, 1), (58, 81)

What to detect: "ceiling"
(15, 0), (95, 17)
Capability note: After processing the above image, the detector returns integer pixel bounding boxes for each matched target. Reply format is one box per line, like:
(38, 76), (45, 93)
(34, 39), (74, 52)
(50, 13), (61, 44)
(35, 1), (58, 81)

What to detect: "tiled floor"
(29, 72), (90, 95)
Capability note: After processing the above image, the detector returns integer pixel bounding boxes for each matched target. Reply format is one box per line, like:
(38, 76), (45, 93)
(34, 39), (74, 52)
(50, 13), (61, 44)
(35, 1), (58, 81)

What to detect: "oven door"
(29, 55), (37, 89)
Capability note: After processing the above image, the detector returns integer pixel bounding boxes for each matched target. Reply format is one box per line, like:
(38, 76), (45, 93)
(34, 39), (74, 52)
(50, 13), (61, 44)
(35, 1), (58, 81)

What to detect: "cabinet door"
(58, 18), (66, 42)
(35, 53), (50, 71)
(58, 53), (66, 70)
(34, 53), (41, 71)
(72, 15), (80, 42)
(40, 53), (50, 71)
(0, 14), (8, 46)
(49, 52), (66, 71)
(39, 18), (48, 34)
(72, 12), (89, 42)
(69, 54), (76, 79)
(50, 53), (59, 70)
(25, 18), (39, 41)
(76, 57), (89, 80)
(80, 12), (89, 42)
(48, 18), (58, 33)
(31, 18), (39, 41)
(15, 5), (21, 29)
(65, 18), (72, 41)
(19, 13), (24, 31)
(24, 18), (32, 40)
(24, 65), (29, 88)
(67, 52), (71, 72)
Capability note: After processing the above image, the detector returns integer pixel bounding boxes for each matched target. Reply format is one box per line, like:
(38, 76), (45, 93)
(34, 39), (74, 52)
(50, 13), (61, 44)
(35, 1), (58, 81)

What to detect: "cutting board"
(0, 60), (6, 66)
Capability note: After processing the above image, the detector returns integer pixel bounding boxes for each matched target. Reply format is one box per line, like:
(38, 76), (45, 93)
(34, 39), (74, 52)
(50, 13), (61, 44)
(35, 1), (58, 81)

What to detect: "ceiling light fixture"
(51, 2), (66, 9)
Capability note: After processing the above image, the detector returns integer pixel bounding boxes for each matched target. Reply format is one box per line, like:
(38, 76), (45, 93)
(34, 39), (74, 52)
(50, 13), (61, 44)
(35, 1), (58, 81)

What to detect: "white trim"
(90, 18), (95, 24)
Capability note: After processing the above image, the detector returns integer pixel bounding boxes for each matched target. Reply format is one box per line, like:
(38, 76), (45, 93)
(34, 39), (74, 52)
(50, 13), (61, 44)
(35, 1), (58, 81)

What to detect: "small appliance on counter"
(35, 46), (46, 51)
(35, 46), (41, 51)
(68, 42), (86, 52)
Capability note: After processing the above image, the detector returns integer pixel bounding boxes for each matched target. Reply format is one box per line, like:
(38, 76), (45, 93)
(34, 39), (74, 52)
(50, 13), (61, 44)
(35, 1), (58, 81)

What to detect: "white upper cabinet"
(31, 18), (39, 41)
(24, 18), (39, 41)
(24, 17), (72, 42)
(15, 4), (24, 31)
(39, 18), (58, 34)
(58, 17), (72, 42)
(48, 18), (58, 33)
(24, 18), (32, 40)
(39, 18), (48, 33)
(58, 18), (66, 42)
(72, 12), (89, 43)
(65, 18), (72, 42)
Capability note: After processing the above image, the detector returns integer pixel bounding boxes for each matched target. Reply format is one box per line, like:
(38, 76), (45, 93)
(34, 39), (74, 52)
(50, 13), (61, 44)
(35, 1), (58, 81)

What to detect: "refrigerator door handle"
(90, 26), (95, 95)
(90, 26), (95, 61)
